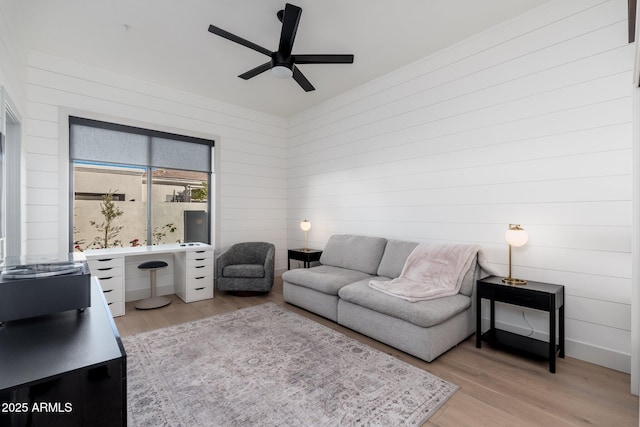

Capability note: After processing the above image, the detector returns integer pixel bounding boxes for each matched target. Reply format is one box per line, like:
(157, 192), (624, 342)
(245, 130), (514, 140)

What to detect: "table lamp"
(300, 219), (311, 251)
(503, 224), (528, 285)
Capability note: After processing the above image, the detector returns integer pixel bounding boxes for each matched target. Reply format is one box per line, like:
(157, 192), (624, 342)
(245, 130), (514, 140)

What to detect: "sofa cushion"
(338, 279), (472, 328)
(282, 265), (373, 296)
(319, 235), (387, 275)
(223, 264), (264, 278)
(376, 239), (419, 278)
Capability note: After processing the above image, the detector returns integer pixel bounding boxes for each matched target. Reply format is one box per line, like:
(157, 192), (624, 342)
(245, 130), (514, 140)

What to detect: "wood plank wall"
(0, 0), (28, 256)
(0, 0), (27, 111)
(287, 0), (634, 372)
(23, 51), (289, 270)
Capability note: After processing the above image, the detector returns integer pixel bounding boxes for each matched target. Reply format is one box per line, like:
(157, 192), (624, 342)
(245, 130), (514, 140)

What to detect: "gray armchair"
(216, 242), (275, 293)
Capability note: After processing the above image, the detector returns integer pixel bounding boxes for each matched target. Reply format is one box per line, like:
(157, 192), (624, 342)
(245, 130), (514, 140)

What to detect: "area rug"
(123, 303), (458, 426)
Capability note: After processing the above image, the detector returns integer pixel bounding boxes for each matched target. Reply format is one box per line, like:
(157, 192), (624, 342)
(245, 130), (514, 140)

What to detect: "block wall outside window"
(72, 162), (208, 251)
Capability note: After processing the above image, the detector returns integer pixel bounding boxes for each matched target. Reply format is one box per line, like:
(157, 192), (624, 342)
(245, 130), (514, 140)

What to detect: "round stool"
(135, 260), (171, 310)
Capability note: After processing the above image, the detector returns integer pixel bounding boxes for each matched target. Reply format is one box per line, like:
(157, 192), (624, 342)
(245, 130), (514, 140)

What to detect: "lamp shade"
(505, 224), (528, 247)
(300, 220), (311, 232)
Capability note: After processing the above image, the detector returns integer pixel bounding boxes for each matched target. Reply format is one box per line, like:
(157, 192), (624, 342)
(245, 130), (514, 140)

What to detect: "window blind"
(69, 117), (213, 173)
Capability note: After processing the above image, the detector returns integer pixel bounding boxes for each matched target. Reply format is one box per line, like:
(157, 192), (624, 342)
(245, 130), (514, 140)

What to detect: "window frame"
(68, 117), (214, 251)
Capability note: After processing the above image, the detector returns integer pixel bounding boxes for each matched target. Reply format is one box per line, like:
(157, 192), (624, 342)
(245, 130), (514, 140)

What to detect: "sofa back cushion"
(320, 235), (387, 275)
(376, 239), (419, 278)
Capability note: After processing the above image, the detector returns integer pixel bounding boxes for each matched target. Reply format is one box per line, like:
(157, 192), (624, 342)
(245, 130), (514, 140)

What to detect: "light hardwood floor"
(115, 278), (639, 426)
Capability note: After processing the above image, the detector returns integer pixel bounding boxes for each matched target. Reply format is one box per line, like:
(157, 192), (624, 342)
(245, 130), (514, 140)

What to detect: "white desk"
(83, 242), (214, 317)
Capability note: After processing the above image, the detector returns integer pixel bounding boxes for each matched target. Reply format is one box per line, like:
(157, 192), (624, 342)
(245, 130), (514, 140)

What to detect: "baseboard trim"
(565, 339), (630, 374)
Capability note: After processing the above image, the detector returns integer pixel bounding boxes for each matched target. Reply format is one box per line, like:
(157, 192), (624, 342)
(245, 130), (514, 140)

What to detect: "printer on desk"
(0, 253), (91, 324)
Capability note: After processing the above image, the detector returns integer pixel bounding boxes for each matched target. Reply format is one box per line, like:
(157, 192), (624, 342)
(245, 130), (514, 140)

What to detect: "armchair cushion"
(223, 264), (265, 278)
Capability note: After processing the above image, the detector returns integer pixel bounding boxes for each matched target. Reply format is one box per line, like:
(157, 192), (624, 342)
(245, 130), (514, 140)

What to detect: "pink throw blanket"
(369, 243), (494, 302)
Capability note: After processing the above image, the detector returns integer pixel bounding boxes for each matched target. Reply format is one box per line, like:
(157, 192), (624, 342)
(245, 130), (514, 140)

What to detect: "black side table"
(288, 249), (322, 269)
(476, 275), (564, 373)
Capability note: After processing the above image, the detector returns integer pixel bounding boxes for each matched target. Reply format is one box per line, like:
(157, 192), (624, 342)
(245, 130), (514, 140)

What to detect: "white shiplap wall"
(0, 0), (27, 113)
(25, 51), (289, 271)
(287, 0), (634, 372)
(0, 0), (28, 257)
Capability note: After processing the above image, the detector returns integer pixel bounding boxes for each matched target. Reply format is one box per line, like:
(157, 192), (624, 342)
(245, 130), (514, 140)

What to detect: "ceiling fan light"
(271, 65), (293, 78)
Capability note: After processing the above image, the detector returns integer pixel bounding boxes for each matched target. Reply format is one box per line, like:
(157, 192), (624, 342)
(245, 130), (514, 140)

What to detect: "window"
(69, 117), (213, 251)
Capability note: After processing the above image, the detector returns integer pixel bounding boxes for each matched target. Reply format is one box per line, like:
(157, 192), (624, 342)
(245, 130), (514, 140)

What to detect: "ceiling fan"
(207, 3), (354, 92)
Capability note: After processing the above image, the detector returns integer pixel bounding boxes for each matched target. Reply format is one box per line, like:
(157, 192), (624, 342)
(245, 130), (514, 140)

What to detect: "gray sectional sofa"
(282, 234), (482, 362)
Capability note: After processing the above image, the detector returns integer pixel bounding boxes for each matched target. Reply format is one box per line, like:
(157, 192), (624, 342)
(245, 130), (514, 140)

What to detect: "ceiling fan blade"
(292, 66), (315, 92)
(208, 25), (272, 57)
(278, 4), (302, 57)
(294, 54), (354, 64)
(238, 62), (272, 80)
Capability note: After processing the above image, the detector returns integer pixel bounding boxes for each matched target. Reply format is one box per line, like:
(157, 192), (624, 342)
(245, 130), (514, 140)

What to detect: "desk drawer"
(188, 257), (213, 269)
(187, 264), (214, 278)
(186, 283), (214, 301)
(187, 250), (213, 261)
(106, 301), (125, 317)
(90, 266), (123, 279)
(97, 275), (123, 292)
(88, 257), (123, 271)
(480, 284), (551, 311)
(99, 280), (123, 304)
(186, 275), (213, 289)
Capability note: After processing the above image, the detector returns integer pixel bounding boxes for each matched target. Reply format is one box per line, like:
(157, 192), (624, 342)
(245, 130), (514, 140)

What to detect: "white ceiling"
(22, 0), (552, 118)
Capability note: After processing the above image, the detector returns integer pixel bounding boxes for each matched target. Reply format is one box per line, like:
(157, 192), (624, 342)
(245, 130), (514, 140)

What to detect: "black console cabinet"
(0, 278), (126, 426)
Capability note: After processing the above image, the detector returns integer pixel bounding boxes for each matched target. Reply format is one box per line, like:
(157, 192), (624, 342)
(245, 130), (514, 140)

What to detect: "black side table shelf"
(287, 249), (322, 269)
(476, 275), (564, 373)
